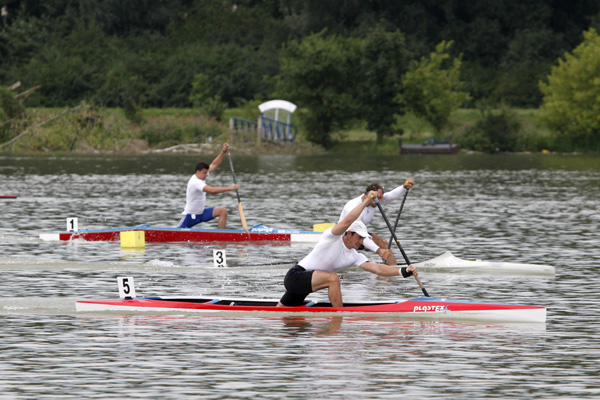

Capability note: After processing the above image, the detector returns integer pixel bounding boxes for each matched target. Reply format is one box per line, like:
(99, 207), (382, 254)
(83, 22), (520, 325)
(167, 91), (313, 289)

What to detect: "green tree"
(274, 30), (362, 148)
(400, 41), (471, 139)
(360, 25), (410, 145)
(539, 28), (600, 151)
(456, 105), (521, 153)
(495, 28), (563, 107)
(189, 73), (211, 107)
(0, 86), (22, 120)
(0, 85), (25, 144)
(20, 20), (115, 106)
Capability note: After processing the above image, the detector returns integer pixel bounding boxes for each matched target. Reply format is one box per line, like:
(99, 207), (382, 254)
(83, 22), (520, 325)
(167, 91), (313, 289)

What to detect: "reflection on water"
(1, 153), (600, 399)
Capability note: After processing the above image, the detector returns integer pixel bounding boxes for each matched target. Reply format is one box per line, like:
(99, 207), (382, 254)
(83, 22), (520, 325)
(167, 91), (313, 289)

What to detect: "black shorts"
(279, 265), (314, 306)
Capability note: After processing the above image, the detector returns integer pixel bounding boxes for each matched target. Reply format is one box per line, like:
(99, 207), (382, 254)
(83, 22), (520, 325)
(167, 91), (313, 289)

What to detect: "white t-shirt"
(337, 185), (407, 251)
(298, 228), (369, 273)
(181, 173), (210, 215)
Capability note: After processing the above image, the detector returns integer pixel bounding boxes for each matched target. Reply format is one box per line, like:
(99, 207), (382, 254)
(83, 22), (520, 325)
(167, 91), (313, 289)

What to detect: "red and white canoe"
(0, 194), (17, 199)
(76, 296), (546, 323)
(39, 224), (321, 243)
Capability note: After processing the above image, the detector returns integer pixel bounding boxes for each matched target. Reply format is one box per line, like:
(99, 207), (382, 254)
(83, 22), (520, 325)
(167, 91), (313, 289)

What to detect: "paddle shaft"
(375, 199), (430, 297)
(227, 152), (242, 202)
(226, 152), (249, 233)
(387, 187), (409, 250)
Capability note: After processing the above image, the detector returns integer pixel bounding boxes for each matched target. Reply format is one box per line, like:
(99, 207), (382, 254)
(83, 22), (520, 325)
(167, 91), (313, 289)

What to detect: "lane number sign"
(67, 217), (78, 232)
(117, 276), (136, 299)
(213, 249), (227, 268)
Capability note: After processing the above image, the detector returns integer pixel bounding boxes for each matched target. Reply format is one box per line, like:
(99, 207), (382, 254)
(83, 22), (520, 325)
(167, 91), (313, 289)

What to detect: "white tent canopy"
(258, 100), (297, 125)
(258, 100), (297, 114)
(256, 100), (297, 143)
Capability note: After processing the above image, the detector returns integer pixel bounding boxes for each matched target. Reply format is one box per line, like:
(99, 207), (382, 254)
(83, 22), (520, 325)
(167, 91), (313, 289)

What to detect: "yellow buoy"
(120, 231), (145, 249)
(313, 222), (335, 232)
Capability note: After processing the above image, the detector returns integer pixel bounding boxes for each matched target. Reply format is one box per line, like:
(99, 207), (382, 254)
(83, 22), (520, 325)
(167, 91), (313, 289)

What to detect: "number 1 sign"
(67, 217), (78, 232)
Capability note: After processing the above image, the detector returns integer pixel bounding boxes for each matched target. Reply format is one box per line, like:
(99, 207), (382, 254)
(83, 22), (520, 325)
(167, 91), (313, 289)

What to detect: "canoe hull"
(40, 224), (321, 243)
(76, 296), (546, 323)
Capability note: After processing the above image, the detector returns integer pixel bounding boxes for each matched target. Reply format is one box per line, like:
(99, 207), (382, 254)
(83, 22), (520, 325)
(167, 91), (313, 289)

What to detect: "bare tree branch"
(0, 105), (84, 150)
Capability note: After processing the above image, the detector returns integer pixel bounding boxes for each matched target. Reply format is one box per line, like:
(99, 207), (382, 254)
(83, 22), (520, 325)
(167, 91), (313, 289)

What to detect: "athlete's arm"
(359, 260), (418, 277)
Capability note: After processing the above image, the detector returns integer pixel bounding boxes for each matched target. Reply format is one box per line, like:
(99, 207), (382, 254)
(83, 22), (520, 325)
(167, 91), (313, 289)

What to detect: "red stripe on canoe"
(58, 230), (293, 242)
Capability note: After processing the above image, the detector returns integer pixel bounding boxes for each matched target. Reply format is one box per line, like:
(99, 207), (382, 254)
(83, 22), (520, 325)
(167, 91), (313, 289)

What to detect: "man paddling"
(277, 191), (418, 308)
(338, 179), (414, 265)
(177, 143), (239, 229)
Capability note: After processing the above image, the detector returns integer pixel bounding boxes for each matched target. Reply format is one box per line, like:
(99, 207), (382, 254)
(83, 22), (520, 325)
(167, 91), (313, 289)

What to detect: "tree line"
(2, 0), (600, 151)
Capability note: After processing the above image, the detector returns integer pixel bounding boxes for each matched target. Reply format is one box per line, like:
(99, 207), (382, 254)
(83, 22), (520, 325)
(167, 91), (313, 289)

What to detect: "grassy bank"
(328, 108), (553, 154)
(0, 106), (553, 155)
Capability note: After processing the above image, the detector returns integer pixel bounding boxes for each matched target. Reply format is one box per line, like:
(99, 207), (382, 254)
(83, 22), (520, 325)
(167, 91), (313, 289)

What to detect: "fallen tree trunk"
(0, 105), (84, 150)
(14, 85), (42, 100)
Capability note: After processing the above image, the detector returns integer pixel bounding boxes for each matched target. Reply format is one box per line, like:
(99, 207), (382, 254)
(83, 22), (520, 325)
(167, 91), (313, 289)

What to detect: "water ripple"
(1, 154), (600, 399)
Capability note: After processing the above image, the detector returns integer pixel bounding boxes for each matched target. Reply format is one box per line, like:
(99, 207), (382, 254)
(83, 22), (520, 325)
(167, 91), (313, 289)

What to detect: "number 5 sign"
(117, 276), (136, 299)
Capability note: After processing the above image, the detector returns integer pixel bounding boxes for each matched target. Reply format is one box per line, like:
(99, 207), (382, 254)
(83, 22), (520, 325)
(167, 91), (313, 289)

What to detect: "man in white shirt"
(277, 190), (418, 307)
(177, 143), (239, 229)
(338, 179), (414, 265)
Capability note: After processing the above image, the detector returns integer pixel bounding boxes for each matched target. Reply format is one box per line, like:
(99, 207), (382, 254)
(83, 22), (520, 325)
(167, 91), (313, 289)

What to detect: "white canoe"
(412, 251), (555, 276)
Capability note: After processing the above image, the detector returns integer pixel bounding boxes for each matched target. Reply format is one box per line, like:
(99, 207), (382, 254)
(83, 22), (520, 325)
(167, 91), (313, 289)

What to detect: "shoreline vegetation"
(3, 3), (600, 156)
(0, 105), (569, 156)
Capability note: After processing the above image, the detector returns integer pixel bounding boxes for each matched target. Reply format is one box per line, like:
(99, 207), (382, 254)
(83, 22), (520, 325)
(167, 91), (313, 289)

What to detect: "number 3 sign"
(213, 249), (227, 267)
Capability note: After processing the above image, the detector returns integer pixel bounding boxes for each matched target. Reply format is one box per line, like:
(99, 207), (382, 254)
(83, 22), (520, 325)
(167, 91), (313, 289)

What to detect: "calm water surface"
(1, 153), (599, 399)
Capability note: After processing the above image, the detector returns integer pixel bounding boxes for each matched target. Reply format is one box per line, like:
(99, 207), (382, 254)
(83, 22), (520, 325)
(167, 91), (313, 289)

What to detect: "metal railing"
(229, 116), (297, 144)
(258, 116), (297, 143)
(229, 117), (257, 136)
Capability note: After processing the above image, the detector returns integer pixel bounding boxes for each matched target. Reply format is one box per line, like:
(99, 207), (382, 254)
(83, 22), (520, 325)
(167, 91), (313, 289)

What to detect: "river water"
(1, 153), (599, 399)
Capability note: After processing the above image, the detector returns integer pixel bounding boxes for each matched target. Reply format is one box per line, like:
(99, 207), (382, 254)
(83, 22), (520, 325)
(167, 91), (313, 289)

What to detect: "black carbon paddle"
(376, 198), (430, 297)
(387, 187), (409, 250)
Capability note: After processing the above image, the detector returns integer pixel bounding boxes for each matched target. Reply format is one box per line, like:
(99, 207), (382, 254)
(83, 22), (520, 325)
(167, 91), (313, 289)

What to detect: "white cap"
(347, 221), (372, 240)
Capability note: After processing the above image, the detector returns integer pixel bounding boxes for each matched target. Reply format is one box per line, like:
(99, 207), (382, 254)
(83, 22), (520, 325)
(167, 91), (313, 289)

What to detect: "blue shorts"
(177, 207), (215, 228)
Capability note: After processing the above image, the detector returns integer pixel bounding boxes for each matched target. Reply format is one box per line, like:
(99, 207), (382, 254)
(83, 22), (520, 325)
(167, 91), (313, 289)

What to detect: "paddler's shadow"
(281, 316), (344, 336)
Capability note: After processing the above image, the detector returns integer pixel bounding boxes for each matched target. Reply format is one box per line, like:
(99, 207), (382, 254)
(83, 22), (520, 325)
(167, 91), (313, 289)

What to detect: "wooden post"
(257, 116), (263, 147)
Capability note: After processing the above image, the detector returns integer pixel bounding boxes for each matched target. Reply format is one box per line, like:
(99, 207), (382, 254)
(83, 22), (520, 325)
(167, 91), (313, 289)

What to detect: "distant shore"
(0, 106), (569, 155)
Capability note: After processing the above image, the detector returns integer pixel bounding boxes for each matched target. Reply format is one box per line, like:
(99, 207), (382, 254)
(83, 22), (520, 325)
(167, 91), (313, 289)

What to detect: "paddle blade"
(238, 202), (249, 233)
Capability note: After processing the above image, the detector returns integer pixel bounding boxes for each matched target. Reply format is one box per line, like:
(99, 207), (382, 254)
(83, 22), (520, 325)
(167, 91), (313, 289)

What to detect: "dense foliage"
(275, 30), (362, 148)
(2, 0), (600, 151)
(359, 25), (410, 145)
(539, 28), (600, 152)
(456, 107), (522, 153)
(401, 41), (471, 139)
